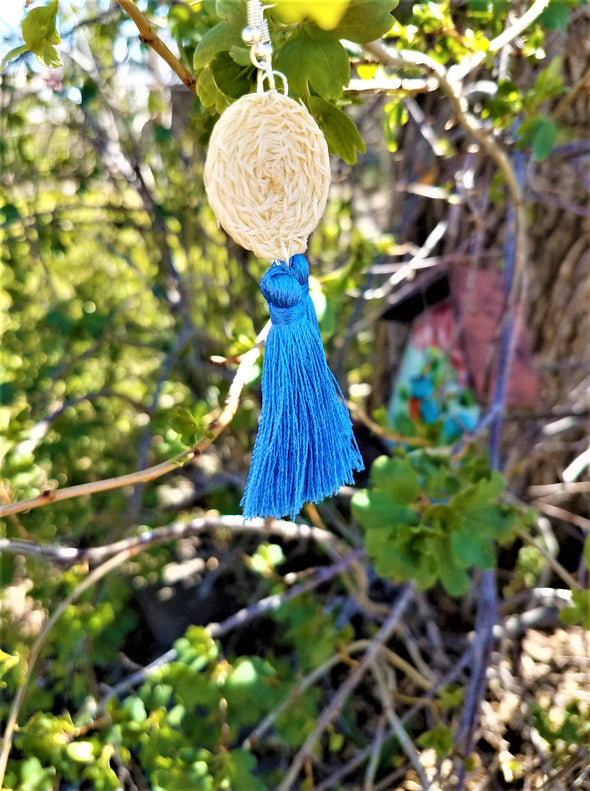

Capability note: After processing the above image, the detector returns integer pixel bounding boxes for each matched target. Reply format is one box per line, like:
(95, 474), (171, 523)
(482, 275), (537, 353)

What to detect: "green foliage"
(417, 723), (453, 760)
(560, 589), (590, 629)
(352, 450), (518, 595)
(560, 536), (590, 628)
(2, 0), (61, 70)
(539, 0), (573, 31)
(308, 96), (366, 164)
(531, 699), (590, 752)
(276, 28), (350, 101)
(275, 594), (355, 670)
(187, 0), (390, 161)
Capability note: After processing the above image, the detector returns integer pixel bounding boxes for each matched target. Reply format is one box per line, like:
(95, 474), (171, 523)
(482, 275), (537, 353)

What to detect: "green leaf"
(1, 45), (28, 73)
(226, 749), (266, 791)
(276, 28), (349, 100)
(531, 118), (557, 161)
(449, 474), (516, 540)
(21, 0), (62, 68)
(352, 489), (418, 529)
(438, 684), (464, 709)
(560, 590), (590, 630)
(432, 537), (471, 596)
(193, 20), (244, 71)
(165, 663), (220, 709)
(32, 43), (62, 68)
(584, 534), (590, 571)
(19, 756), (54, 791)
(417, 723), (453, 760)
(65, 741), (95, 763)
(518, 115), (558, 161)
(173, 625), (219, 670)
(331, 0), (397, 43)
(371, 529), (438, 589)
(383, 99), (408, 152)
(223, 657), (277, 726)
(196, 68), (230, 113)
(451, 529), (496, 570)
(22, 0), (60, 49)
(0, 202), (21, 223)
(529, 58), (565, 106)
(216, 0), (248, 23)
(210, 52), (253, 98)
(122, 696), (147, 724)
(539, 1), (571, 30)
(0, 382), (16, 407)
(307, 96), (365, 164)
(369, 455), (420, 503)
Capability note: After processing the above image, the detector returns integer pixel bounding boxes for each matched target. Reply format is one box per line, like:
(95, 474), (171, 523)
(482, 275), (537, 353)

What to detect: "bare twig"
(99, 548), (365, 705)
(243, 640), (373, 750)
(455, 570), (497, 785)
(514, 526), (582, 591)
(552, 64), (590, 121)
(534, 502), (590, 532)
(0, 345), (261, 520)
(364, 718), (386, 791)
(363, 42), (528, 315)
(0, 547), (141, 788)
(0, 515), (336, 565)
(314, 644), (473, 791)
(278, 585), (413, 791)
(372, 660), (431, 790)
(528, 481), (590, 498)
(451, 0), (551, 80)
(114, 0), (196, 92)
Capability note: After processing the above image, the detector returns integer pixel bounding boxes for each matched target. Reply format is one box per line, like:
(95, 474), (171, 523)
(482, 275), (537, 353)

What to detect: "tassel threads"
(241, 258), (364, 520)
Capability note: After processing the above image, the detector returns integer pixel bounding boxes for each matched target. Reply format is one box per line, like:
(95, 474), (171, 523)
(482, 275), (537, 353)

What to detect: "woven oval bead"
(204, 91), (331, 261)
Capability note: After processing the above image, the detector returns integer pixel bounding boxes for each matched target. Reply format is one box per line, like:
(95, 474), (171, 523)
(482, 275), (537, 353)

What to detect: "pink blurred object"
(450, 263), (539, 409)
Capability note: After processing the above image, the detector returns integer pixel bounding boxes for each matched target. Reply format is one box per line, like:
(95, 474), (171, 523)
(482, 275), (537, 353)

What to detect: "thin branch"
(0, 515), (337, 565)
(372, 661), (431, 790)
(528, 481), (590, 498)
(99, 548), (365, 705)
(535, 502), (590, 533)
(114, 0), (196, 92)
(314, 644), (473, 791)
(364, 718), (386, 791)
(552, 64), (590, 120)
(243, 640), (373, 750)
(455, 570), (497, 786)
(0, 547), (141, 788)
(451, 0), (551, 80)
(0, 345), (261, 520)
(278, 585), (413, 791)
(514, 526), (582, 591)
(363, 42), (528, 315)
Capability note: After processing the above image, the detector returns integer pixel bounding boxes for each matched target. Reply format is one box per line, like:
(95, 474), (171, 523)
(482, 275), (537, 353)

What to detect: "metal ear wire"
(242, 0), (288, 95)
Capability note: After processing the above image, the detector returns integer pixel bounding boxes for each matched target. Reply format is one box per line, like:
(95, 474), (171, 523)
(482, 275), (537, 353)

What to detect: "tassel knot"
(261, 264), (306, 326)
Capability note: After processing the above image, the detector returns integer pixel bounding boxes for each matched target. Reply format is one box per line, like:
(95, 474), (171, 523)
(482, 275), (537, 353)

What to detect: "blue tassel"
(241, 256), (364, 520)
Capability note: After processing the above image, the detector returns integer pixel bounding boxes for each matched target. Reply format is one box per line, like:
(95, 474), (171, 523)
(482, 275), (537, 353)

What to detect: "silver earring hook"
(242, 0), (289, 95)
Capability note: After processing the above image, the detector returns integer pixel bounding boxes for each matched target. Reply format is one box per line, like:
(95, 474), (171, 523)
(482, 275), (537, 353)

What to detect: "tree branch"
(99, 547), (365, 705)
(115, 0), (196, 92)
(0, 345), (261, 520)
(0, 515), (338, 565)
(278, 584), (413, 791)
(363, 41), (528, 312)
